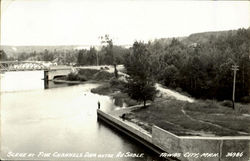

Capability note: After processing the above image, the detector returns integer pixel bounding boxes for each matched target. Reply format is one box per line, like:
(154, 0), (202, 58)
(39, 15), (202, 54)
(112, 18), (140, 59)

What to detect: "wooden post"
(44, 70), (49, 89)
(231, 65), (239, 110)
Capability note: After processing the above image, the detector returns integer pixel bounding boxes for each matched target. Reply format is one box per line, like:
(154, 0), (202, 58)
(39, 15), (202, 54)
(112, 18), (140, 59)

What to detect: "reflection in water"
(1, 71), (163, 161)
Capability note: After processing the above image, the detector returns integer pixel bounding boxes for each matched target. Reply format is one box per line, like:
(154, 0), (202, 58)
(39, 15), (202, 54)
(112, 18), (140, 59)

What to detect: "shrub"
(67, 72), (80, 81)
(92, 71), (113, 81)
(67, 72), (86, 81)
(220, 100), (233, 108)
(110, 77), (121, 87)
(91, 83), (112, 95)
(204, 100), (220, 109)
(78, 69), (99, 79)
(78, 75), (87, 81)
(124, 98), (138, 106)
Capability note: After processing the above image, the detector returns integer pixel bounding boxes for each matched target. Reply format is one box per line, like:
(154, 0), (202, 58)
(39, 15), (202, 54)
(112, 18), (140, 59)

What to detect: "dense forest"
(136, 28), (250, 102)
(1, 28), (249, 102)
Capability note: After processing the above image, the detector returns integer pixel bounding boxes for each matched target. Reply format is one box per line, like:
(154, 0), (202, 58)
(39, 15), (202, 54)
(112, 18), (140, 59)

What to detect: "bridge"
(0, 61), (50, 72)
(0, 61), (74, 80)
(48, 66), (73, 80)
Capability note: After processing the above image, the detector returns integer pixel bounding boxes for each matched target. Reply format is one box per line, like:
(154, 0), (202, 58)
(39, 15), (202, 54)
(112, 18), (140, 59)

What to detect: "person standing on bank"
(98, 101), (100, 109)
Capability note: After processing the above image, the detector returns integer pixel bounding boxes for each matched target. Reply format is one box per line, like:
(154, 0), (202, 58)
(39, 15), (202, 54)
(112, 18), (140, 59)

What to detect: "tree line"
(1, 35), (129, 66)
(125, 28), (250, 103)
(77, 35), (129, 66)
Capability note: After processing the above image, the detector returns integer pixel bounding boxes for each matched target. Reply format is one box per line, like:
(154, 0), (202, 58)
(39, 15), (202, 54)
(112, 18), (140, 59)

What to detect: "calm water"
(0, 71), (162, 161)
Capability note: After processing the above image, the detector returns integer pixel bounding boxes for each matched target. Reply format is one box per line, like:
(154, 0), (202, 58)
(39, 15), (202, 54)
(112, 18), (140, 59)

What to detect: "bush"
(113, 92), (139, 107)
(91, 83), (112, 95)
(220, 100), (233, 108)
(67, 72), (86, 81)
(114, 97), (124, 107)
(204, 100), (220, 109)
(67, 72), (80, 81)
(110, 77), (120, 86)
(124, 98), (138, 106)
(78, 69), (99, 79)
(92, 71), (113, 81)
(78, 75), (87, 81)
(110, 78), (128, 93)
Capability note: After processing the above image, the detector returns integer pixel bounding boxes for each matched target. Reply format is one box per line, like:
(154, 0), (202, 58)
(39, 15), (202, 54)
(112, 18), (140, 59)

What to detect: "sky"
(1, 0), (250, 46)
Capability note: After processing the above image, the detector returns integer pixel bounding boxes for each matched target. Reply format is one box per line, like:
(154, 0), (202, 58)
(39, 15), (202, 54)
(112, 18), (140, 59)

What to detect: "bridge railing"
(0, 61), (50, 72)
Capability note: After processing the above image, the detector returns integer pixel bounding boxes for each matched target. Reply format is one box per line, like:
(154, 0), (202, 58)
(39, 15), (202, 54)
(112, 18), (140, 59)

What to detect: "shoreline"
(52, 79), (105, 85)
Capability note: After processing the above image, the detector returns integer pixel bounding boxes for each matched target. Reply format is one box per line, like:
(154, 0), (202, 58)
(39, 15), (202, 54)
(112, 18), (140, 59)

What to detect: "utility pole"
(96, 52), (99, 66)
(231, 65), (239, 110)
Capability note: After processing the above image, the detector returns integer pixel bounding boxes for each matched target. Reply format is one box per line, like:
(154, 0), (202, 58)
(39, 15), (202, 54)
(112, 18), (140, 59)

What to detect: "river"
(0, 71), (163, 160)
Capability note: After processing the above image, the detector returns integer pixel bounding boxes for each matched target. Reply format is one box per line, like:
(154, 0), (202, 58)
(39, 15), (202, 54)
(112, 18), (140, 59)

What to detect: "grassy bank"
(91, 79), (139, 107)
(56, 68), (114, 82)
(123, 99), (250, 136)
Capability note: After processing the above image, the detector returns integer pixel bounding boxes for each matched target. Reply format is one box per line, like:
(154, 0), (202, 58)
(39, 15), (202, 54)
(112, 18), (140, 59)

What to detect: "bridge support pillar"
(44, 70), (49, 89)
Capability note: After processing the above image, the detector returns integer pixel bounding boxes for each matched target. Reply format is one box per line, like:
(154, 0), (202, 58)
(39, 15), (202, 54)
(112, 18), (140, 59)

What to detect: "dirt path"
(77, 65), (196, 103)
(155, 83), (195, 103)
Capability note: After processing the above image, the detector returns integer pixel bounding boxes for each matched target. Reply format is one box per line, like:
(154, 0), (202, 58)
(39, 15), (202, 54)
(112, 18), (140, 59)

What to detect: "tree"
(0, 50), (8, 61)
(161, 65), (179, 88)
(86, 47), (97, 65)
(100, 35), (114, 65)
(125, 41), (158, 107)
(42, 49), (54, 61)
(100, 35), (120, 78)
(77, 50), (85, 65)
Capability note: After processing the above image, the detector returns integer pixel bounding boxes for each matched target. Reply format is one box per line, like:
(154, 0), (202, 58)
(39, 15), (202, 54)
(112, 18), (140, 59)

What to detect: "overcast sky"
(1, 0), (249, 46)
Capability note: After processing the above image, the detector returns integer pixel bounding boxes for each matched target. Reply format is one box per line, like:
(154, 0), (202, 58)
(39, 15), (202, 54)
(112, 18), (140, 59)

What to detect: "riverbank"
(91, 82), (139, 107)
(51, 68), (114, 87)
(54, 68), (114, 82)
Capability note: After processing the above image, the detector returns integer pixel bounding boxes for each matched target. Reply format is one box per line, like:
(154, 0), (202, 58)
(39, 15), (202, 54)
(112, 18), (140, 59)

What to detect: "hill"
(0, 45), (95, 58)
(182, 30), (238, 45)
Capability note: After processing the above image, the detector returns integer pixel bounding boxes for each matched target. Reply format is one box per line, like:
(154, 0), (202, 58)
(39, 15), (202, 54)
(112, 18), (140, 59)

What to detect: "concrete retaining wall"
(97, 109), (152, 143)
(152, 125), (250, 161)
(152, 126), (182, 154)
(97, 109), (250, 161)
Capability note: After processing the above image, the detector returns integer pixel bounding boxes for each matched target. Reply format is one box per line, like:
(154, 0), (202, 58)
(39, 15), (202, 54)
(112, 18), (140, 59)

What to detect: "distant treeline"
(0, 45), (129, 66)
(76, 45), (129, 66)
(0, 48), (78, 64)
(137, 28), (250, 102)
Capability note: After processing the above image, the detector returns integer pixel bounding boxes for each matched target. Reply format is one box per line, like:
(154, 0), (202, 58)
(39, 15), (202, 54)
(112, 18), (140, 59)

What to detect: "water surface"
(1, 71), (163, 160)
